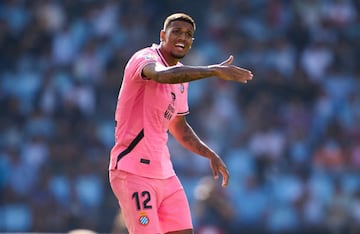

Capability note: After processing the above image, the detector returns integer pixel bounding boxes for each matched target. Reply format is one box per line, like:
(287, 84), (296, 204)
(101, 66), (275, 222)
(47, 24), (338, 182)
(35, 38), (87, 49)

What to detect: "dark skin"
(142, 21), (253, 83)
(142, 19), (253, 234)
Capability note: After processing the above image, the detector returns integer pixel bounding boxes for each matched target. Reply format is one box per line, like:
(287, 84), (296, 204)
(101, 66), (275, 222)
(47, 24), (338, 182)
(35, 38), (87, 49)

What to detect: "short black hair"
(163, 13), (196, 31)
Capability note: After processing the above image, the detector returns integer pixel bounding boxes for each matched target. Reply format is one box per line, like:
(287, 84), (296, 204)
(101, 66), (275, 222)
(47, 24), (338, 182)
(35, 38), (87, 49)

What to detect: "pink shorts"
(109, 170), (193, 234)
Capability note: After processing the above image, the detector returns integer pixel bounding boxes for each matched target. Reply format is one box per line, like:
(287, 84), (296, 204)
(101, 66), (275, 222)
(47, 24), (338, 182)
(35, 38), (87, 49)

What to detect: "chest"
(144, 82), (187, 119)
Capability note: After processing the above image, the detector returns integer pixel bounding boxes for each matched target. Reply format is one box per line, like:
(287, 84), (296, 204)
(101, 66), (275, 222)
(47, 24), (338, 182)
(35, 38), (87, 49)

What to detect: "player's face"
(160, 20), (194, 61)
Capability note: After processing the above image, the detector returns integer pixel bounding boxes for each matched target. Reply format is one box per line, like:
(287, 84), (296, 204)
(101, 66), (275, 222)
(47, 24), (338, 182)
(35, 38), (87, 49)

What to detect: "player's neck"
(158, 47), (178, 66)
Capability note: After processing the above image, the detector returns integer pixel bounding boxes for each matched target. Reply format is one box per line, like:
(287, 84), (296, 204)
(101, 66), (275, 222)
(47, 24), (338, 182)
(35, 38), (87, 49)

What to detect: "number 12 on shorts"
(132, 191), (152, 210)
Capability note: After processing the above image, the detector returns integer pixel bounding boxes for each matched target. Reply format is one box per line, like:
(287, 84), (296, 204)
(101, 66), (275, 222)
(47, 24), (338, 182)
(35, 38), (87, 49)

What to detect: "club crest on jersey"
(138, 211), (150, 225)
(180, 83), (184, 93)
(144, 54), (156, 60)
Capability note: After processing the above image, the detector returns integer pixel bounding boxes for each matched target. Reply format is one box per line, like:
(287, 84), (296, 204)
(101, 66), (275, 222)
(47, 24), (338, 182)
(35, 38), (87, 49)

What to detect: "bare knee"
(166, 228), (194, 234)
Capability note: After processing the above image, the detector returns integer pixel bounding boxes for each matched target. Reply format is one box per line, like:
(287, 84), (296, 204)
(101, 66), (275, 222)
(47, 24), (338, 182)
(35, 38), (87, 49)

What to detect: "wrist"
(206, 151), (218, 160)
(206, 65), (218, 77)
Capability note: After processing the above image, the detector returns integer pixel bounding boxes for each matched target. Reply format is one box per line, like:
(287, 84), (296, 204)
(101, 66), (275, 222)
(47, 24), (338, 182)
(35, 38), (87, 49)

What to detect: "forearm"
(170, 117), (215, 158)
(143, 56), (253, 84)
(181, 125), (215, 158)
(144, 64), (217, 84)
(170, 116), (230, 187)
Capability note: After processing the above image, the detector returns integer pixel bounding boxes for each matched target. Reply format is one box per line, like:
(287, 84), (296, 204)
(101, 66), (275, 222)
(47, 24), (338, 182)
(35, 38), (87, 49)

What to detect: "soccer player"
(109, 13), (253, 234)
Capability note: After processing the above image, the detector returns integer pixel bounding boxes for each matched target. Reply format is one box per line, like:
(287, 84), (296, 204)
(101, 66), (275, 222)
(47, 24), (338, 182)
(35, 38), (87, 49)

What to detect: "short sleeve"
(126, 49), (162, 81)
(176, 82), (189, 116)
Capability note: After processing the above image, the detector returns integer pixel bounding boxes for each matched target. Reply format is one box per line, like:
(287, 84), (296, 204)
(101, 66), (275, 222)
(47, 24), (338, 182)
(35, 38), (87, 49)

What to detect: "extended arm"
(168, 115), (229, 187)
(142, 55), (253, 84)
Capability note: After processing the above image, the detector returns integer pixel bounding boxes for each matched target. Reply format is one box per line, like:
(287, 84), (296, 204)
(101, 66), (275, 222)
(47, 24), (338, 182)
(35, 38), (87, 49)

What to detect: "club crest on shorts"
(138, 211), (150, 225)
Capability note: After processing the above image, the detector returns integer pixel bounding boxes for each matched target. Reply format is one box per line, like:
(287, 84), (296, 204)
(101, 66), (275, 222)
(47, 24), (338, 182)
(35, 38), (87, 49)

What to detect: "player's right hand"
(210, 55), (253, 83)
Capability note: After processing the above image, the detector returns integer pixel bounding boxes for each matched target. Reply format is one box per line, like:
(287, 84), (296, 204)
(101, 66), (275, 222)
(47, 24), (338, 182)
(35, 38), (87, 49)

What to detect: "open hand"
(210, 55), (253, 83)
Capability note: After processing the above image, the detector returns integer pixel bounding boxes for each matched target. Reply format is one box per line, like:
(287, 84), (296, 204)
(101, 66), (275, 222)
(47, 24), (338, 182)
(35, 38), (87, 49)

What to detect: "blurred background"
(1, 0), (360, 233)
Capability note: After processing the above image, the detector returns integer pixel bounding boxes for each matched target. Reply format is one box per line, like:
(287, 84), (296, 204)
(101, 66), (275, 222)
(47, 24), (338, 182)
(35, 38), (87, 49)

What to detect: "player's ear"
(160, 30), (165, 43)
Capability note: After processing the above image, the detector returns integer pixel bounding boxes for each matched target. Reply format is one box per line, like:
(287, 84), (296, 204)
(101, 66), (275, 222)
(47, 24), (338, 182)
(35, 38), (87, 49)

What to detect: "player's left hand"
(209, 154), (229, 187)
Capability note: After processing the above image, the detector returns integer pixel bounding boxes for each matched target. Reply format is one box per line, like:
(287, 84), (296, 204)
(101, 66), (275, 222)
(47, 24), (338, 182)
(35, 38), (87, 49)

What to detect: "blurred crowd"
(1, 0), (360, 233)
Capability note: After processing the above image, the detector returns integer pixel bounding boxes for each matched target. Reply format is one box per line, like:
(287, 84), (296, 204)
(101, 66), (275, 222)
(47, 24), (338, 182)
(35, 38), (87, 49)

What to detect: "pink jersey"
(109, 44), (189, 179)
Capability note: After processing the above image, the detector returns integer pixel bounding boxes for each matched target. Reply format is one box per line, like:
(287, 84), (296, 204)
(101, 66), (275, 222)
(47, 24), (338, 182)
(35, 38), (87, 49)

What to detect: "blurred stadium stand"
(1, 0), (360, 233)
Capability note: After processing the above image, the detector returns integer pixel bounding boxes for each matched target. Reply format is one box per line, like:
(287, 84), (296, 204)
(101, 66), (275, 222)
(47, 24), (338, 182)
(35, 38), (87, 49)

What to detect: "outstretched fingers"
(239, 68), (254, 83)
(215, 56), (254, 83)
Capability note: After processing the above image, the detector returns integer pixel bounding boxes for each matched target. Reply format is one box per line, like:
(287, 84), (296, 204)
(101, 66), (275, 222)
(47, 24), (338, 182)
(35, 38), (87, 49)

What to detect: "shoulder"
(133, 45), (158, 60)
(125, 45), (160, 80)
(126, 47), (158, 69)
